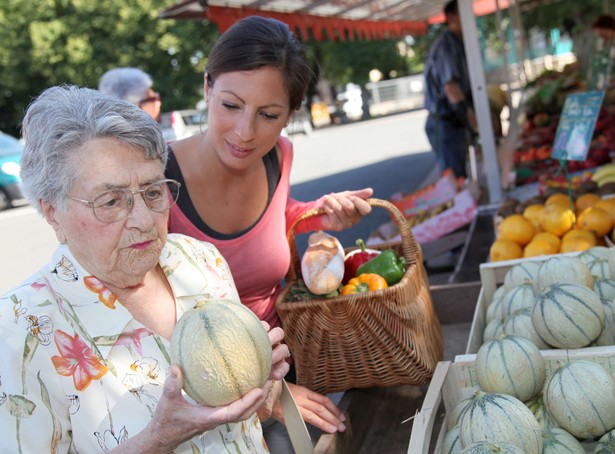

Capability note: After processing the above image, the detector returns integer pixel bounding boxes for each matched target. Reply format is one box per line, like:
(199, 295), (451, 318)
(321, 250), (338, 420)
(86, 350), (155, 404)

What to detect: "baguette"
(301, 231), (345, 295)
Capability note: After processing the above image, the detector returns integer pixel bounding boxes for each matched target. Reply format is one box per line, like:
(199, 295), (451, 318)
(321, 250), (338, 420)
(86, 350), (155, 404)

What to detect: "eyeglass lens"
(91, 180), (180, 222)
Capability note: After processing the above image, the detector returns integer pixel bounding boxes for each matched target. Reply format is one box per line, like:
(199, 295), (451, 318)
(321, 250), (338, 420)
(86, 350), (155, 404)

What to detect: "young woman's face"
(205, 67), (293, 170)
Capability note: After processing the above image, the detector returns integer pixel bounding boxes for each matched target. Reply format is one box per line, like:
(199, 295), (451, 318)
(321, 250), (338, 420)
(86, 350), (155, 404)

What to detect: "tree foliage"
(0, 0), (218, 136)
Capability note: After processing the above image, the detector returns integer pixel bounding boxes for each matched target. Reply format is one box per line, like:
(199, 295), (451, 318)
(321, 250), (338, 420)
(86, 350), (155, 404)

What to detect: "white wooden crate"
(466, 252), (580, 354)
(408, 346), (615, 453)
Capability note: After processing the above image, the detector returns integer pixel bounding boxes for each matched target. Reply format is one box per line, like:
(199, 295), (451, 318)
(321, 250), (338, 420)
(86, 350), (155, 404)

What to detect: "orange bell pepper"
(341, 273), (388, 295)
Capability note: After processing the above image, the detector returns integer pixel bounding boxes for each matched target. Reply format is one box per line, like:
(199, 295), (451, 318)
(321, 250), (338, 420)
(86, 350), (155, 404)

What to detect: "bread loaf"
(301, 231), (345, 295)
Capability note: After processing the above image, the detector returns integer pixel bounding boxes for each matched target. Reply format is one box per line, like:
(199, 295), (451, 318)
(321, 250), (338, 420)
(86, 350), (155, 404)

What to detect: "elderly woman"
(0, 85), (289, 453)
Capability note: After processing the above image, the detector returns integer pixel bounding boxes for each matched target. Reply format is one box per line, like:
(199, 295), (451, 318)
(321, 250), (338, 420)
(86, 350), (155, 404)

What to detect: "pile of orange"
(490, 193), (615, 262)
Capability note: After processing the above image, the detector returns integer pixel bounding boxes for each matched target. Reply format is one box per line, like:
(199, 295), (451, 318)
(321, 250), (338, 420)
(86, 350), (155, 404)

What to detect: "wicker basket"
(275, 198), (444, 395)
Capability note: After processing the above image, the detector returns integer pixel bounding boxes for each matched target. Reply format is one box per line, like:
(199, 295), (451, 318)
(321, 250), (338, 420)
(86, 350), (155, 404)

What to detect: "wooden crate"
(466, 252), (579, 354)
(408, 346), (615, 453)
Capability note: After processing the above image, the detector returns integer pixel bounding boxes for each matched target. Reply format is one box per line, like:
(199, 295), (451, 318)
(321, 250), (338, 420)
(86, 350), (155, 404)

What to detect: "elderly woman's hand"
(317, 188), (373, 231)
(115, 365), (270, 453)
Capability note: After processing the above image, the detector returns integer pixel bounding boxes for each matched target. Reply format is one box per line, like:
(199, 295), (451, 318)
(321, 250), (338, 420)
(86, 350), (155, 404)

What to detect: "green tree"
(0, 0), (218, 136)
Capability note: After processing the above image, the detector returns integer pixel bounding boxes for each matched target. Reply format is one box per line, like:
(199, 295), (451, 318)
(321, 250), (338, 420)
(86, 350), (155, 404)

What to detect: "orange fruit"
(576, 206), (613, 237)
(490, 239), (523, 262)
(545, 193), (573, 209)
(523, 239), (558, 258)
(497, 214), (536, 246)
(532, 231), (561, 250)
(560, 229), (597, 253)
(522, 204), (545, 231)
(574, 193), (600, 213)
(594, 198), (615, 224)
(539, 204), (575, 237)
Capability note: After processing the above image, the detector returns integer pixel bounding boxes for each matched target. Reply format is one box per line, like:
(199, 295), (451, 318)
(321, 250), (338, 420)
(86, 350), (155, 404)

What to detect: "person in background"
(588, 14), (615, 90)
(165, 15), (372, 453)
(99, 67), (162, 121)
(0, 84), (291, 453)
(423, 0), (478, 179)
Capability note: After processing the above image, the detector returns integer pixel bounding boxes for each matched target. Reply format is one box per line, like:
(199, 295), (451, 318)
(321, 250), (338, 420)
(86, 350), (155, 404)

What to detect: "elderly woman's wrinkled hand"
(134, 365), (270, 453)
(318, 188), (373, 231)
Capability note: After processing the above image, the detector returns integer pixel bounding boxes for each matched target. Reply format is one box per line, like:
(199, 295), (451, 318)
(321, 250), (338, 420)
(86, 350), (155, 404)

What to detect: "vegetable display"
(342, 239), (380, 284)
(356, 248), (406, 286)
(341, 273), (388, 295)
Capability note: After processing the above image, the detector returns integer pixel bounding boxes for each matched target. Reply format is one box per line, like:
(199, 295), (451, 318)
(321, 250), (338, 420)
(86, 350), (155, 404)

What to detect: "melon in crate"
(503, 261), (541, 290)
(475, 335), (545, 401)
(533, 256), (594, 293)
(541, 426), (585, 454)
(595, 427), (615, 454)
(502, 308), (549, 349)
(439, 425), (462, 454)
(498, 283), (535, 319)
(447, 396), (473, 430)
(459, 441), (524, 454)
(458, 391), (542, 453)
(594, 300), (615, 347)
(483, 318), (505, 343)
(578, 245), (612, 264)
(525, 394), (559, 430)
(485, 297), (505, 325)
(543, 360), (615, 439)
(586, 258), (611, 280)
(532, 282), (605, 348)
(594, 277), (615, 303)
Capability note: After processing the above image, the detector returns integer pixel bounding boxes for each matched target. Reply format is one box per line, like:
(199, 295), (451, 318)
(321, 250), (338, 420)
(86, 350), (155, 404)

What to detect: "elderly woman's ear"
(39, 199), (67, 244)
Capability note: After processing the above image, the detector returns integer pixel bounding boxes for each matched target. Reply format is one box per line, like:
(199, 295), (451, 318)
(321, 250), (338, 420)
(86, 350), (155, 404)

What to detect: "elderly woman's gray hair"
(98, 67), (153, 105)
(20, 85), (167, 214)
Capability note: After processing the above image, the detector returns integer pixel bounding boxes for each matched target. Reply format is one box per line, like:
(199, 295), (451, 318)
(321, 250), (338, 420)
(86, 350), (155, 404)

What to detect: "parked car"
(160, 109), (207, 142)
(283, 104), (313, 136)
(0, 131), (24, 210)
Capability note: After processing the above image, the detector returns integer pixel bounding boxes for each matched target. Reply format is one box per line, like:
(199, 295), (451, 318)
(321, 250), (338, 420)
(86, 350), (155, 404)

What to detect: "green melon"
(532, 282), (605, 348)
(439, 425), (462, 454)
(459, 441), (524, 453)
(533, 256), (593, 293)
(595, 427), (615, 453)
(475, 335), (545, 401)
(503, 261), (541, 290)
(586, 258), (611, 280)
(459, 391), (542, 453)
(594, 277), (615, 303)
(525, 394), (559, 431)
(541, 426), (585, 454)
(543, 360), (615, 439)
(498, 284), (535, 319)
(594, 300), (615, 347)
(170, 297), (272, 406)
(502, 307), (549, 349)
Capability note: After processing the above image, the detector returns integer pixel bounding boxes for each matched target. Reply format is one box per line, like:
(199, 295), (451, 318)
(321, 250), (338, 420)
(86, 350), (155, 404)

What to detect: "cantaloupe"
(439, 425), (462, 454)
(532, 282), (605, 348)
(543, 360), (615, 439)
(595, 427), (615, 454)
(459, 391), (542, 453)
(503, 261), (541, 290)
(586, 258), (611, 280)
(593, 277), (615, 303)
(594, 300), (615, 347)
(498, 284), (535, 319)
(170, 298), (272, 406)
(525, 394), (559, 430)
(483, 318), (504, 343)
(502, 308), (549, 349)
(540, 426), (585, 454)
(475, 335), (545, 401)
(459, 441), (524, 453)
(533, 256), (594, 293)
(578, 245), (611, 264)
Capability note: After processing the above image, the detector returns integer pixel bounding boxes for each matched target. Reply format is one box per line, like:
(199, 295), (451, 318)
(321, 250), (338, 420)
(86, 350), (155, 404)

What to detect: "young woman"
(165, 16), (373, 452)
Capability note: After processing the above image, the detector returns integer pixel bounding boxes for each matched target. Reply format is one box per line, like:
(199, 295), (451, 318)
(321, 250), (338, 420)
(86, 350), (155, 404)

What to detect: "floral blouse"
(0, 233), (269, 453)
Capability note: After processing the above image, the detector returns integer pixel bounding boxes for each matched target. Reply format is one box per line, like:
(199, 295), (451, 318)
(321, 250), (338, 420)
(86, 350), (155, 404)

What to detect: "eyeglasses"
(138, 92), (161, 105)
(68, 179), (181, 223)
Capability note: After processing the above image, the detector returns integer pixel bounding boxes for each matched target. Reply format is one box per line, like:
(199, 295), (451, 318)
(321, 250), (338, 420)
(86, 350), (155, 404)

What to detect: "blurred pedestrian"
(98, 67), (162, 121)
(423, 0), (477, 179)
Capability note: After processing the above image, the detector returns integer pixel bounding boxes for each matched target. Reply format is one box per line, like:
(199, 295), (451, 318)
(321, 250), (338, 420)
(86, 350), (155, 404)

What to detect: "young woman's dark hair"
(205, 16), (312, 111)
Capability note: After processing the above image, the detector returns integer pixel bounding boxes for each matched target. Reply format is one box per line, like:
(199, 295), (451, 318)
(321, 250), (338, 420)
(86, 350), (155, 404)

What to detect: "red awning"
(428, 0), (511, 24)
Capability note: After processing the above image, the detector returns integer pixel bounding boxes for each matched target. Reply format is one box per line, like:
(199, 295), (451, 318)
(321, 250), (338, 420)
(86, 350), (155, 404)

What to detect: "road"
(0, 109), (434, 292)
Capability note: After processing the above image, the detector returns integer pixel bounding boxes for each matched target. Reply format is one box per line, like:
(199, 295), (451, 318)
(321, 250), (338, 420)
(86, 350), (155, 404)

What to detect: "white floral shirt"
(0, 233), (269, 453)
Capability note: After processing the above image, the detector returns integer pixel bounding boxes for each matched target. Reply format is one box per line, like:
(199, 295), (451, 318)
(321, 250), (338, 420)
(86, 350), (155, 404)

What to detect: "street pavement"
(0, 109), (436, 292)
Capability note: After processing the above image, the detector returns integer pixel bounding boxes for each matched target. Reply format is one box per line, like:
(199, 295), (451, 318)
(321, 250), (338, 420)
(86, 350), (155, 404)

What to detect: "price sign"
(552, 91), (604, 161)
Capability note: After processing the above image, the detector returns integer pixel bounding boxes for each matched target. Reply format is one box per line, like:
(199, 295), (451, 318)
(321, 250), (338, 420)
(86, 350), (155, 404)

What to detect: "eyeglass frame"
(67, 179), (181, 223)
(138, 92), (161, 105)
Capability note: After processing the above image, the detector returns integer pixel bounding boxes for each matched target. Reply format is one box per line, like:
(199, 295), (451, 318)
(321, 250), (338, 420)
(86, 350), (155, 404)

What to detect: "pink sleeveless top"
(167, 136), (323, 328)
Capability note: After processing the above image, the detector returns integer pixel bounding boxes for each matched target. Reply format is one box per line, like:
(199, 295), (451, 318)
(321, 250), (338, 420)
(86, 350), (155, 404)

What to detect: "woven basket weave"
(275, 198), (443, 395)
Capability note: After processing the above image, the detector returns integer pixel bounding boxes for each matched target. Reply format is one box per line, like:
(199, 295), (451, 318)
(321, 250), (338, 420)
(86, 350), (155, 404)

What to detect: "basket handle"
(285, 197), (421, 283)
